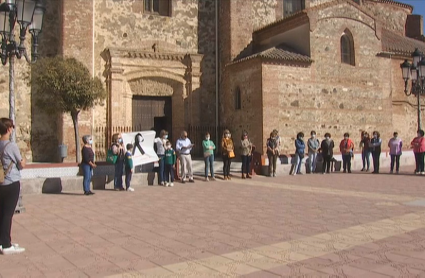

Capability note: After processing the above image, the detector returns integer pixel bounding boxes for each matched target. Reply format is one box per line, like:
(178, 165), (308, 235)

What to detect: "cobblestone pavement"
(2, 167), (425, 277)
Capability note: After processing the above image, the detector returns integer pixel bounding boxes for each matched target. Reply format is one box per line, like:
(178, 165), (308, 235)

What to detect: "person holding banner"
(154, 130), (168, 186)
(111, 133), (125, 191)
(176, 131), (195, 183)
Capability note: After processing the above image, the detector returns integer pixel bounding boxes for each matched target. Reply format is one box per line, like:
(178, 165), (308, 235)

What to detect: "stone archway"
(102, 48), (203, 144)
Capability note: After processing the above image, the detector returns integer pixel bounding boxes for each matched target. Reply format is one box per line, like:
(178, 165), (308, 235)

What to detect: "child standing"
(164, 141), (176, 187)
(124, 143), (134, 192)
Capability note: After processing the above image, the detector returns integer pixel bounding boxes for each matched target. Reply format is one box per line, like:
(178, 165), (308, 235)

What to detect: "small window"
(235, 87), (241, 110)
(144, 0), (171, 16)
(283, 0), (305, 17)
(341, 29), (355, 66)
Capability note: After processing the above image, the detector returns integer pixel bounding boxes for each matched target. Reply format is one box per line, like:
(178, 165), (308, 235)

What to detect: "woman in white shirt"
(154, 130), (168, 186)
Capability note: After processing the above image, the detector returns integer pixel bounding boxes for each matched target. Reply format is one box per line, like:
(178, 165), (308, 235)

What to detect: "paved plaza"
(3, 169), (425, 277)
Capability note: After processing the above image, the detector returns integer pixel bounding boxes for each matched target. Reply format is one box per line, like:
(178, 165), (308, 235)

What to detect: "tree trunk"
(71, 110), (81, 163)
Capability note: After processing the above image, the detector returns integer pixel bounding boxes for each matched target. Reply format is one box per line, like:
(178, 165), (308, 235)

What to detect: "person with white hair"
(176, 131), (195, 183)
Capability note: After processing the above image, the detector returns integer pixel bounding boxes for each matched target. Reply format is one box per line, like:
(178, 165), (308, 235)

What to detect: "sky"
(399, 0), (425, 31)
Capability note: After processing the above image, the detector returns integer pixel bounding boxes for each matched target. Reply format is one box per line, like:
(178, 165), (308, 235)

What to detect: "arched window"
(144, 0), (171, 16)
(341, 29), (355, 66)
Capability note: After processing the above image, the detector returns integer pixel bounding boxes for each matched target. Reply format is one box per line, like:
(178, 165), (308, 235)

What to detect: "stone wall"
(362, 0), (411, 35)
(267, 5), (391, 153)
(222, 59), (264, 152)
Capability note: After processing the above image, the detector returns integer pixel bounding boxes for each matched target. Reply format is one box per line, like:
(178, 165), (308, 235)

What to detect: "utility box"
(58, 144), (68, 162)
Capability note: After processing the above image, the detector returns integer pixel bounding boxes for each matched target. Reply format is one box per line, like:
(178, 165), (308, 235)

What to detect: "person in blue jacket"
(293, 132), (305, 175)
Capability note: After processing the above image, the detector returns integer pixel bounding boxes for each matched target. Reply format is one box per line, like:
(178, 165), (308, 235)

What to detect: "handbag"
(0, 142), (13, 184)
(228, 150), (235, 158)
(106, 148), (118, 164)
(204, 151), (212, 158)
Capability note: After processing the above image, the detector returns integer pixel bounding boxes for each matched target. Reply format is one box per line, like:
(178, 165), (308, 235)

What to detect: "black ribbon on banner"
(133, 133), (145, 155)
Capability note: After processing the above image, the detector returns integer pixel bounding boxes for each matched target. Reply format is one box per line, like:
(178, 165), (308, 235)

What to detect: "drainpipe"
(91, 0), (95, 136)
(215, 0), (219, 146)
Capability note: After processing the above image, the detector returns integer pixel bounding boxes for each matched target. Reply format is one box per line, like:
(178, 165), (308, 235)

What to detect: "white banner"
(121, 131), (159, 167)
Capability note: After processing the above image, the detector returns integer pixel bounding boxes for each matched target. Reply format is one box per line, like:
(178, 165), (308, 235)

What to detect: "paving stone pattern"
(2, 168), (425, 277)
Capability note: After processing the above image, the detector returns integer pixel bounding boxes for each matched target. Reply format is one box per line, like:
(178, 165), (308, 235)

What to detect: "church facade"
(0, 0), (424, 161)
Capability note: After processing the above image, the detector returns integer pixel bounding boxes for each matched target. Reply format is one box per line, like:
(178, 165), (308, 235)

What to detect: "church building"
(1, 0), (424, 161)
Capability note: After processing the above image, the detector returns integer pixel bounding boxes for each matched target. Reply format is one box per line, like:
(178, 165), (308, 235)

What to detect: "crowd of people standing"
(77, 128), (425, 194)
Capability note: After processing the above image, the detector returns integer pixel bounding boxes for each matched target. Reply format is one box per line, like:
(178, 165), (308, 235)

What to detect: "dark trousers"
(0, 181), (20, 249)
(158, 155), (165, 184)
(414, 152), (425, 172)
(342, 154), (351, 172)
(241, 155), (251, 175)
(267, 153), (278, 175)
(372, 151), (381, 173)
(164, 164), (175, 182)
(114, 160), (124, 189)
(222, 155), (231, 177)
(125, 169), (132, 190)
(362, 150), (370, 170)
(323, 155), (332, 173)
(390, 154), (400, 172)
(82, 163), (92, 193)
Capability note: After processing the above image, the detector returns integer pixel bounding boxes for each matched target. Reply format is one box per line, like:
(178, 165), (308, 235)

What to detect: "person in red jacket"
(340, 133), (354, 173)
(411, 129), (425, 175)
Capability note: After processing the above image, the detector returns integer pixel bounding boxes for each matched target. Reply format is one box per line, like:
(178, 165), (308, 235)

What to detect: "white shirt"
(154, 137), (167, 155)
(176, 137), (192, 155)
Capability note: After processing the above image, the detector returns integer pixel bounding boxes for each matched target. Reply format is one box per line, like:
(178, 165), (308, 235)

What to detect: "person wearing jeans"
(360, 132), (371, 172)
(164, 141), (176, 187)
(339, 133), (354, 173)
(370, 131), (382, 174)
(240, 131), (254, 179)
(81, 135), (96, 195)
(411, 129), (425, 174)
(202, 132), (216, 181)
(293, 132), (305, 175)
(307, 130), (320, 173)
(388, 132), (402, 174)
(0, 117), (26, 255)
(111, 133), (125, 190)
(154, 130), (168, 186)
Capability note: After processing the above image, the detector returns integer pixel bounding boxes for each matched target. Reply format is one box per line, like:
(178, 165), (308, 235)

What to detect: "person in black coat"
(320, 133), (335, 174)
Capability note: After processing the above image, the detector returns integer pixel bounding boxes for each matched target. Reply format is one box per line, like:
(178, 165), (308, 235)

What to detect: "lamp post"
(0, 0), (45, 142)
(401, 48), (425, 131)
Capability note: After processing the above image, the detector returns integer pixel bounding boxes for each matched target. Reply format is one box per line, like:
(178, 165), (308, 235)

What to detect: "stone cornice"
(105, 48), (203, 63)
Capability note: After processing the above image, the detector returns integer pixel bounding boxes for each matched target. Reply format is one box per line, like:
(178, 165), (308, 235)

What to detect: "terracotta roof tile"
(230, 44), (312, 66)
(381, 29), (425, 56)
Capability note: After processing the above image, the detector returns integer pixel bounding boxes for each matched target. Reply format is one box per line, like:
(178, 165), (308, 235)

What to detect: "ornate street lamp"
(401, 48), (425, 131)
(0, 0), (45, 142)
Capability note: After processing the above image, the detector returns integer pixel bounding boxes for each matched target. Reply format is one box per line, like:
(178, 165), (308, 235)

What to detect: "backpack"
(0, 142), (14, 184)
(106, 144), (118, 164)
